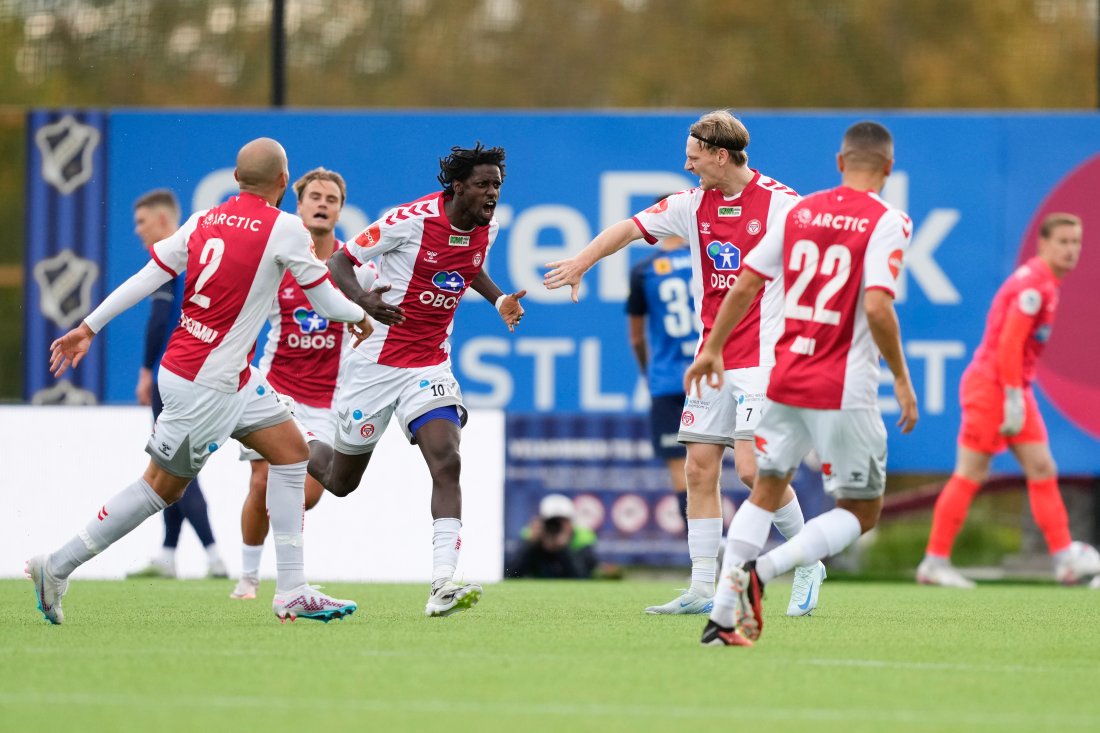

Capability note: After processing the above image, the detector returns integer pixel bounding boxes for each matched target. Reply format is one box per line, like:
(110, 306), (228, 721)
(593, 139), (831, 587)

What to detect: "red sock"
(1027, 478), (1071, 554)
(926, 475), (982, 557)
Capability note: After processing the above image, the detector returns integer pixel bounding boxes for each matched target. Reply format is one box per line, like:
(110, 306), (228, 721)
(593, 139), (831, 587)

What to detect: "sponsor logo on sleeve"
(355, 223), (382, 248)
(1018, 288), (1042, 316)
(645, 198), (669, 214)
(888, 249), (904, 280)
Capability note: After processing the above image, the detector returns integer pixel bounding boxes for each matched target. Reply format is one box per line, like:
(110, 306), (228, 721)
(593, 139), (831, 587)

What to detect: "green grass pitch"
(2, 577), (1098, 732)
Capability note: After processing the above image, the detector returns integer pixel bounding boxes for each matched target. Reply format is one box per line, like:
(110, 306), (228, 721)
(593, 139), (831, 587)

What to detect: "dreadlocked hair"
(438, 142), (506, 193)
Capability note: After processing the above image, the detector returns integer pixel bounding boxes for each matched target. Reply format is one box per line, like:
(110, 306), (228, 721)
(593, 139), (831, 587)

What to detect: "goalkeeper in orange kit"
(917, 212), (1100, 587)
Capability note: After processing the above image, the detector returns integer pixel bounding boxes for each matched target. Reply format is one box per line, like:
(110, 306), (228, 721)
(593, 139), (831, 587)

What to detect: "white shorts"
(753, 401), (887, 500)
(239, 401), (336, 462)
(334, 357), (467, 455)
(678, 366), (770, 446)
(148, 367), (292, 478)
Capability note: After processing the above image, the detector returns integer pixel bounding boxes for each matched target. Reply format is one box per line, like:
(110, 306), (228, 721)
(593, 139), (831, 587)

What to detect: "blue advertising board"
(24, 110), (1100, 475)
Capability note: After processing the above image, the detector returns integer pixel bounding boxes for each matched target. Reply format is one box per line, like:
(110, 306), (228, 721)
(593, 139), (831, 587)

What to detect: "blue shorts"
(650, 393), (688, 462)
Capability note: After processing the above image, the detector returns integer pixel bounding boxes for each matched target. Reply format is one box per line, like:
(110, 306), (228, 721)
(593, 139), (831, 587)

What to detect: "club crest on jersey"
(355, 223), (382, 248)
(718, 206), (742, 217)
(473, 252), (483, 268)
(746, 219), (762, 235)
(360, 423), (375, 439)
(293, 307), (329, 334)
(706, 242), (741, 271)
(33, 249), (101, 328)
(35, 114), (101, 195)
(432, 271), (465, 293)
(681, 411), (695, 427)
(448, 235), (471, 247)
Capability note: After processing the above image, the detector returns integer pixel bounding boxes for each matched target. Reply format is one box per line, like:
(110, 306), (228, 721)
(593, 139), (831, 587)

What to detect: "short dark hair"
(133, 189), (179, 216)
(1039, 212), (1082, 239)
(840, 121), (894, 168)
(438, 142), (506, 193)
(293, 167), (347, 206)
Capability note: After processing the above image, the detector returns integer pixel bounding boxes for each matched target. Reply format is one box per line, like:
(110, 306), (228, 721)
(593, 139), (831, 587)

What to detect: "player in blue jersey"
(626, 217), (698, 529)
(127, 189), (227, 580)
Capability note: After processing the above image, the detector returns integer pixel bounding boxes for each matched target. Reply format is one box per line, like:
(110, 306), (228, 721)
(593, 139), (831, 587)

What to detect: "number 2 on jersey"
(784, 240), (851, 325)
(189, 238), (225, 309)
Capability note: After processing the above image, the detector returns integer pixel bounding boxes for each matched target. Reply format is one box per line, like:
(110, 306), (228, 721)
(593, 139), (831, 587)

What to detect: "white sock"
(757, 508), (861, 583)
(432, 517), (462, 586)
(710, 501), (774, 627)
(50, 478), (168, 579)
(241, 544), (263, 578)
(267, 460), (308, 593)
(687, 517), (722, 596)
(157, 546), (177, 566)
(772, 491), (805, 539)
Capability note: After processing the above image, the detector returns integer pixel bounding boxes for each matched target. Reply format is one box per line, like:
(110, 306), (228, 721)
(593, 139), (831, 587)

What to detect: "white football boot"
(26, 555), (69, 625)
(425, 580), (483, 617)
(1054, 542), (1100, 585)
(272, 584), (357, 623)
(916, 557), (975, 589)
(786, 562), (827, 617)
(229, 574), (260, 600)
(645, 589), (715, 615)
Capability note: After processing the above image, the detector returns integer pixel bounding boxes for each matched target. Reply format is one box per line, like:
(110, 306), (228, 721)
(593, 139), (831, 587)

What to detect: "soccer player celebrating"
(917, 213), (1100, 587)
(230, 168), (378, 600)
(307, 143), (525, 617)
(29, 138), (372, 625)
(687, 121), (918, 646)
(545, 110), (824, 617)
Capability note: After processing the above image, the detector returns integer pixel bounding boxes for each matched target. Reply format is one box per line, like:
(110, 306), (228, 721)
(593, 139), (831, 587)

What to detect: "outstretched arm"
(472, 269), (526, 333)
(865, 289), (918, 433)
(543, 219), (642, 303)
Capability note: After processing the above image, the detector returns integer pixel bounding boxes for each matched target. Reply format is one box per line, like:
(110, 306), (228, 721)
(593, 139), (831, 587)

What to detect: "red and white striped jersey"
(743, 186), (912, 410)
(633, 171), (799, 369)
(152, 192), (343, 393)
(258, 250), (379, 409)
(342, 191), (499, 368)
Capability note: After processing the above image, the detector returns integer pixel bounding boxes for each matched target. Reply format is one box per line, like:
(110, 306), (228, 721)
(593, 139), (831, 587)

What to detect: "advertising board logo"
(35, 115), (100, 195)
(33, 249), (100, 328)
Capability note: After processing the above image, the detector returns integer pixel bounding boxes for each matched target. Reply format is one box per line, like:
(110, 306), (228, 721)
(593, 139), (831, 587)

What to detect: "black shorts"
(650, 393), (688, 461)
